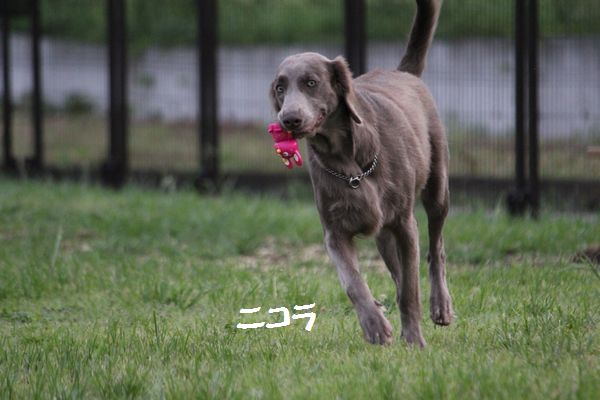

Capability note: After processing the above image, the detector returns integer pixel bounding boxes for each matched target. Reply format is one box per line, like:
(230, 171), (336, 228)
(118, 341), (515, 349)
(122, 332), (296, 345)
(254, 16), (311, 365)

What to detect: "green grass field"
(0, 179), (599, 399)
(18, 0), (600, 49)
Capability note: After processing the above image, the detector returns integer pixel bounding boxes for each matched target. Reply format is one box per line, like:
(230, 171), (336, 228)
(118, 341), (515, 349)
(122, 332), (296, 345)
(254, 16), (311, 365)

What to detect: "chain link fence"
(2, 0), (599, 208)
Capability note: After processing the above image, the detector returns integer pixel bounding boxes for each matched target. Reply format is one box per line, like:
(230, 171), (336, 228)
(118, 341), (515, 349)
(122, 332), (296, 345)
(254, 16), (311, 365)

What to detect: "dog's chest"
(313, 176), (383, 236)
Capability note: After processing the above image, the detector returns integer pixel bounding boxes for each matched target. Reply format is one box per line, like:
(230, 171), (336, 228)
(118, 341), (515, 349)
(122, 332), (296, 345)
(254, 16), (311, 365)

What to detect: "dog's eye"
(275, 85), (285, 94)
(307, 80), (317, 88)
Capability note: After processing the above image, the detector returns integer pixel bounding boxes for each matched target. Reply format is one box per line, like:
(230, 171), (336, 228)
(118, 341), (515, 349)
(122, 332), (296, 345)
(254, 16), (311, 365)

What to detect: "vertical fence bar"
(508, 0), (528, 215)
(1, 10), (17, 173)
(344, 0), (366, 76)
(26, 0), (43, 173)
(197, 0), (218, 188)
(527, 0), (539, 217)
(102, 0), (128, 187)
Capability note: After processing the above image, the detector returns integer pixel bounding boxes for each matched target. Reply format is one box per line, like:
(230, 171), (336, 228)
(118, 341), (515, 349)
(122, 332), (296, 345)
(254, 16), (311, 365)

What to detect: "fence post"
(101, 0), (128, 187)
(25, 0), (44, 174)
(507, 0), (540, 217)
(197, 0), (219, 190)
(507, 0), (529, 215)
(344, 0), (366, 76)
(1, 9), (17, 174)
(527, 0), (539, 217)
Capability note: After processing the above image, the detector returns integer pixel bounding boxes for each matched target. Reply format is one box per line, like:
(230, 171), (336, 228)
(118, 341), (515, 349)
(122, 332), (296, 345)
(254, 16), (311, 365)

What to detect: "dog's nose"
(281, 114), (303, 130)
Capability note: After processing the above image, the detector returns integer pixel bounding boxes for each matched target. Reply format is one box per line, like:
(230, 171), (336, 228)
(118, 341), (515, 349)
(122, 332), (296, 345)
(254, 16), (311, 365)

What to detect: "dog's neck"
(310, 104), (355, 159)
(308, 102), (377, 174)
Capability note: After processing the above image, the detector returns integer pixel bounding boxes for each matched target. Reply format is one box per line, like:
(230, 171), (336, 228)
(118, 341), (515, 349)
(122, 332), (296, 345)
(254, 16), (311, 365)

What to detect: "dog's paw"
(430, 291), (454, 326)
(401, 328), (426, 348)
(359, 308), (393, 345)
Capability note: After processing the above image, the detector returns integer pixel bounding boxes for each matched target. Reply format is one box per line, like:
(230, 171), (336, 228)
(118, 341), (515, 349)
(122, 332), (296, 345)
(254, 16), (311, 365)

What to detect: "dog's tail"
(398, 0), (442, 77)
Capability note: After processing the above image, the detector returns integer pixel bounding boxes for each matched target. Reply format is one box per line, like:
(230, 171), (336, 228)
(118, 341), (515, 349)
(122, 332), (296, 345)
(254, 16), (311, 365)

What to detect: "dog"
(270, 0), (453, 346)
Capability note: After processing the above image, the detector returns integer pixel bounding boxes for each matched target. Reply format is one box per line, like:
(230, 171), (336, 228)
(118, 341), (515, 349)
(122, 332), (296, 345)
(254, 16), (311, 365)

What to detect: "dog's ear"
(330, 56), (362, 125)
(269, 79), (281, 112)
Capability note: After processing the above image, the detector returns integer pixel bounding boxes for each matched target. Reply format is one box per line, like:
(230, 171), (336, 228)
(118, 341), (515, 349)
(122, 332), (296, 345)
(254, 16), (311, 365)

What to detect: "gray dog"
(270, 0), (453, 346)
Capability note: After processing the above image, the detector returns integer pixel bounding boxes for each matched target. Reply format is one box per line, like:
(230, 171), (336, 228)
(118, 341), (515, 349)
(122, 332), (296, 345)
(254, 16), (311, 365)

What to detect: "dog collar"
(311, 150), (378, 189)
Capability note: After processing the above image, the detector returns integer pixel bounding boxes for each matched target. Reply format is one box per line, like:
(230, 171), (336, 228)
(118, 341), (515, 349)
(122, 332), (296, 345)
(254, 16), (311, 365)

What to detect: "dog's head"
(270, 53), (362, 139)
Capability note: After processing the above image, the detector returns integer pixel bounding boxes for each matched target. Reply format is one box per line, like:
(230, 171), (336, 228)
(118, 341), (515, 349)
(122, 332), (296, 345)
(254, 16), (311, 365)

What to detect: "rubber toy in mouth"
(267, 122), (303, 169)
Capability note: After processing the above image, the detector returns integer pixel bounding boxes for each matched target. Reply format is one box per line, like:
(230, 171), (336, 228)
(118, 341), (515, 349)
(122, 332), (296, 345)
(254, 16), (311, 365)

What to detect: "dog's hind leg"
(422, 138), (454, 326)
(325, 231), (393, 345)
(376, 227), (426, 347)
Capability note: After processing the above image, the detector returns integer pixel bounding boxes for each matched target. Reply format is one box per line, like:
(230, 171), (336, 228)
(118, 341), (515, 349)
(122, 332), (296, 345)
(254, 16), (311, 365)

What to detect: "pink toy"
(267, 122), (303, 169)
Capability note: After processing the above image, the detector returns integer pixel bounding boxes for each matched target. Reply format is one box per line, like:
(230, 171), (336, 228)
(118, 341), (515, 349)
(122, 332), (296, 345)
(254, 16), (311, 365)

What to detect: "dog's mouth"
(291, 111), (326, 140)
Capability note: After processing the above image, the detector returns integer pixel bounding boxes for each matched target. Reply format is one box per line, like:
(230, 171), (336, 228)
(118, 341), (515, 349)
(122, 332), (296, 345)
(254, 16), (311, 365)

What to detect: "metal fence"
(1, 0), (599, 212)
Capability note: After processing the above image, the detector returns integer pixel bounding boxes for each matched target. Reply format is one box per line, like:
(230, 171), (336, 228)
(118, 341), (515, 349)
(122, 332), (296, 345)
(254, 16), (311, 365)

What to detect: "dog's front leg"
(325, 231), (393, 345)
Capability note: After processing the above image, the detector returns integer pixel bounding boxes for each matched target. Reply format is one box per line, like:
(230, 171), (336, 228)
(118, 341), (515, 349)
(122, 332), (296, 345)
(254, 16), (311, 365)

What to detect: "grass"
(0, 178), (599, 399)
(12, 112), (600, 179)
(13, 0), (600, 49)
